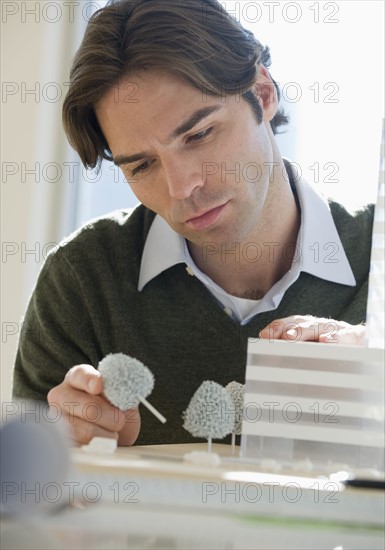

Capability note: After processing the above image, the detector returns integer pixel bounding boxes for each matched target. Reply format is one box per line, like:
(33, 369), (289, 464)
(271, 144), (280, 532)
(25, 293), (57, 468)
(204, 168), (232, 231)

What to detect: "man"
(13, 0), (372, 446)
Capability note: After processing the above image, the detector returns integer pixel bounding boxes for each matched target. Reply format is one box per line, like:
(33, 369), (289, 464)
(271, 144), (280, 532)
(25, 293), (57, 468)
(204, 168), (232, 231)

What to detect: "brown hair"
(62, 0), (288, 169)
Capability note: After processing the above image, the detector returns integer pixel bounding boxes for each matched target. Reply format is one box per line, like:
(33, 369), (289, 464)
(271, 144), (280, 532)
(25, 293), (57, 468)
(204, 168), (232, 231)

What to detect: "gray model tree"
(99, 353), (166, 423)
(183, 381), (235, 452)
(225, 381), (245, 452)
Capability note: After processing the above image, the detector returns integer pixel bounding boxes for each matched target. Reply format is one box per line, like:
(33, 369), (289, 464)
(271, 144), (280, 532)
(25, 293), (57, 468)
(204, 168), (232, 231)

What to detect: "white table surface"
(2, 443), (384, 550)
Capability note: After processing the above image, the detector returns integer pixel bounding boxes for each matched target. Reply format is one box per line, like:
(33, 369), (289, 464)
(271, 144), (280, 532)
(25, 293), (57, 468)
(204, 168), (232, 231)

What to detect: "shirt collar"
(138, 214), (185, 291)
(297, 177), (356, 285)
(138, 173), (356, 291)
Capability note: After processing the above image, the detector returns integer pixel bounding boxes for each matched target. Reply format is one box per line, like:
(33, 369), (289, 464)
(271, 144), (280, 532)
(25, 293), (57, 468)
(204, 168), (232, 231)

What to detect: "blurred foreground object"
(1, 401), (70, 517)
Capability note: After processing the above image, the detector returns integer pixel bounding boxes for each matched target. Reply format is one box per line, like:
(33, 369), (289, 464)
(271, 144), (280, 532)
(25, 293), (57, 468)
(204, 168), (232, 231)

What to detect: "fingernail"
(88, 379), (97, 392)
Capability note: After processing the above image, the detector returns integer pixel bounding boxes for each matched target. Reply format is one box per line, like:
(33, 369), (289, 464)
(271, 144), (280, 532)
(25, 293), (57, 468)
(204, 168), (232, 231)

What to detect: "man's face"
(95, 70), (276, 251)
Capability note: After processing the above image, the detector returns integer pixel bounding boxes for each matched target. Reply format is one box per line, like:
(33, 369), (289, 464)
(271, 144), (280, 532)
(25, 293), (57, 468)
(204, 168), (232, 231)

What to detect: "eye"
(130, 160), (152, 177)
(186, 126), (214, 144)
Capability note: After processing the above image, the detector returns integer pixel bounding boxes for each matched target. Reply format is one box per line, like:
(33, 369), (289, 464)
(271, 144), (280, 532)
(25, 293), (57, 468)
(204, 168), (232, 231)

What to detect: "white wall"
(1, 0), (84, 403)
(2, 8), (44, 402)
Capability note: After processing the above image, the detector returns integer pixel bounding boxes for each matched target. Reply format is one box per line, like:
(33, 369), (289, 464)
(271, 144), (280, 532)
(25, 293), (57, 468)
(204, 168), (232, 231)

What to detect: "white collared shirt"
(138, 175), (356, 325)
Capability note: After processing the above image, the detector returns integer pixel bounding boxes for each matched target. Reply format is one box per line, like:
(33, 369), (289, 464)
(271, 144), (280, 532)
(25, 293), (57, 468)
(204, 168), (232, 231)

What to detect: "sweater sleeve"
(12, 207), (152, 403)
(12, 247), (97, 402)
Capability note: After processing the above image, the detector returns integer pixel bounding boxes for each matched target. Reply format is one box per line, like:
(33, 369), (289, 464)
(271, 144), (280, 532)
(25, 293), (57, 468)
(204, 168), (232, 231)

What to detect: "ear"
(253, 65), (278, 122)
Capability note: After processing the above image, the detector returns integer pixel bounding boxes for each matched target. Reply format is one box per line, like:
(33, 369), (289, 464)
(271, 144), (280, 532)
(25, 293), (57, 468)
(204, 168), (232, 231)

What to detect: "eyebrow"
(113, 105), (223, 167)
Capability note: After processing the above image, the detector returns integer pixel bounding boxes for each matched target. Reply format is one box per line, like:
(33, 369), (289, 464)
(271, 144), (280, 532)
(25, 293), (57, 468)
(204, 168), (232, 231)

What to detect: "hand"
(259, 315), (366, 345)
(47, 364), (141, 446)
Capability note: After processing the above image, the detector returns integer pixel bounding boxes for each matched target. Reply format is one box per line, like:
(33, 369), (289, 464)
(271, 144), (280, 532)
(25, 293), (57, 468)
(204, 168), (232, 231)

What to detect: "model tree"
(225, 381), (245, 453)
(183, 381), (235, 452)
(99, 353), (166, 423)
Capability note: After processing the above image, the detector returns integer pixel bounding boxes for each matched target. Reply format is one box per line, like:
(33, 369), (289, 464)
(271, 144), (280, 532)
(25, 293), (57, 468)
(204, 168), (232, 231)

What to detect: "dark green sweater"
(13, 202), (373, 444)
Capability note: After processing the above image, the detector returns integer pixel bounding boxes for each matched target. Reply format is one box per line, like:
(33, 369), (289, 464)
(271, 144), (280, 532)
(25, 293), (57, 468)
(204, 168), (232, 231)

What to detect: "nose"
(163, 158), (205, 200)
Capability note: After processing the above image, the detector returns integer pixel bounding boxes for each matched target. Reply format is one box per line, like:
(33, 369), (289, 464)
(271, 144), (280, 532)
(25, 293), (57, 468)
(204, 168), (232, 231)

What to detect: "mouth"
(185, 202), (228, 230)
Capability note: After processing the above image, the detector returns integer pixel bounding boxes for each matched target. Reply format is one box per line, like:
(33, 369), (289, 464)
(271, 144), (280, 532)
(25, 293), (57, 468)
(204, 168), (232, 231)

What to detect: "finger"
(259, 316), (297, 339)
(282, 320), (340, 342)
(63, 414), (120, 446)
(118, 408), (141, 446)
(319, 326), (366, 346)
(259, 315), (316, 340)
(65, 364), (103, 395)
(259, 321), (284, 340)
(48, 385), (126, 432)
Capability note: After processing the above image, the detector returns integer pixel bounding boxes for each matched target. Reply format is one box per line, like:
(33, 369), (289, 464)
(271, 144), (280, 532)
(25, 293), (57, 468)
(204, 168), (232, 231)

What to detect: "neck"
(188, 160), (300, 299)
